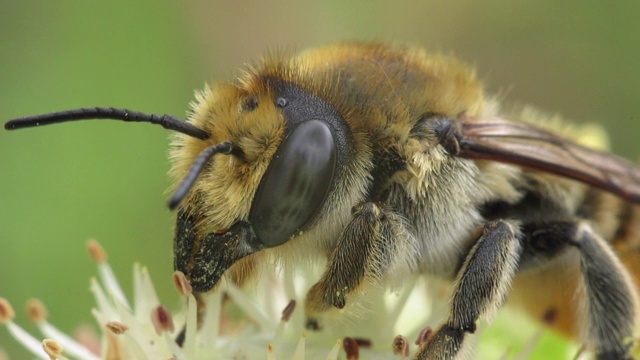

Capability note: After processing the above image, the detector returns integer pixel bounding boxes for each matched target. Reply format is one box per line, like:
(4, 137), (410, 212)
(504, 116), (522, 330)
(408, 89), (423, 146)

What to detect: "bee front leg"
(415, 220), (522, 360)
(305, 202), (412, 327)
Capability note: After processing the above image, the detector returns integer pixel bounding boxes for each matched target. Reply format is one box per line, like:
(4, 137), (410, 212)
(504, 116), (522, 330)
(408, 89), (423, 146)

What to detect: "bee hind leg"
(524, 221), (638, 360)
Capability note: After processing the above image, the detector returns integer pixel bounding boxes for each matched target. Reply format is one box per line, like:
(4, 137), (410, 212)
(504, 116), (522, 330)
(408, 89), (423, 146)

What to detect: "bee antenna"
(168, 141), (234, 210)
(5, 107), (210, 140)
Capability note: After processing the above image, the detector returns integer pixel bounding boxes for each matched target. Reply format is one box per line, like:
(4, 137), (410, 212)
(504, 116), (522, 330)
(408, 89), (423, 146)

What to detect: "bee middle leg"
(415, 219), (522, 359)
(305, 201), (413, 327)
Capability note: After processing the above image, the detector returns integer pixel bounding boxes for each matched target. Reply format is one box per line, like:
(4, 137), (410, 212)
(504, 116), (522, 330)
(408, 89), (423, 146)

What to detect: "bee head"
(171, 79), (349, 292)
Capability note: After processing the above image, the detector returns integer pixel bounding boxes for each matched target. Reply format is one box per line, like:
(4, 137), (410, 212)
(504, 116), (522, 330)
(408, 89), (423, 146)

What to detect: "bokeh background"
(1, 1), (639, 358)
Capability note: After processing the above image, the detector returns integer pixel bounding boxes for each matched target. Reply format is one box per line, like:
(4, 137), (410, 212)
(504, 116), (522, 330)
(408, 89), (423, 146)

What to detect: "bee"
(6, 42), (640, 359)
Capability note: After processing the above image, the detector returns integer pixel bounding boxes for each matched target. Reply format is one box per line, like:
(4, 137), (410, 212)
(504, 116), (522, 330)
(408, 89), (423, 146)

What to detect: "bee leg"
(415, 220), (522, 360)
(523, 221), (638, 359)
(305, 202), (409, 326)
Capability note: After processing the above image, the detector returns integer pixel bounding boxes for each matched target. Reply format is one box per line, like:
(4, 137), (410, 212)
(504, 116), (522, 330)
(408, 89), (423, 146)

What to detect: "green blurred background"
(1, 1), (639, 358)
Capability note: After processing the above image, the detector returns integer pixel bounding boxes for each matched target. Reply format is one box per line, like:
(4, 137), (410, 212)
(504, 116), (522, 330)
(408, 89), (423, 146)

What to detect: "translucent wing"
(458, 116), (640, 203)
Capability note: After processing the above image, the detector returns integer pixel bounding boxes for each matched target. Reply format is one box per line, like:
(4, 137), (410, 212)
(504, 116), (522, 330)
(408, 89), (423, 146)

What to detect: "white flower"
(0, 239), (569, 359)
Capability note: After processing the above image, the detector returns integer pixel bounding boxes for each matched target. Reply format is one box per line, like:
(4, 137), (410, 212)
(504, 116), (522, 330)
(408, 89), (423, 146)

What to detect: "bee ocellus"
(6, 42), (640, 359)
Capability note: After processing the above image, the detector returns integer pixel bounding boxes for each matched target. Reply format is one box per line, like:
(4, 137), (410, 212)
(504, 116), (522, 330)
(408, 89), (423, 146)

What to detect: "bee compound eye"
(249, 120), (336, 247)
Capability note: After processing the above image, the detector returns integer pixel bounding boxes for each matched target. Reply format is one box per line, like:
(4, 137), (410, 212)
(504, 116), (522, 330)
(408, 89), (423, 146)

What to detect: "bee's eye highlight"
(249, 119), (336, 247)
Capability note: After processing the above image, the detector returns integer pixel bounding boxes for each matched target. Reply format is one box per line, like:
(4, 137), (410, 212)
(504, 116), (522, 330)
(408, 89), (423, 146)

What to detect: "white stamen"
(3, 240), (552, 359)
(273, 319), (286, 343)
(293, 334), (306, 360)
(42, 338), (64, 360)
(183, 293), (198, 359)
(90, 308), (108, 330)
(163, 332), (187, 360)
(6, 321), (50, 360)
(97, 261), (130, 310)
(284, 267), (298, 301)
(267, 343), (276, 360)
(37, 321), (100, 360)
(198, 291), (222, 346)
(325, 339), (341, 360)
(112, 291), (166, 359)
(118, 331), (152, 360)
(133, 264), (161, 322)
(90, 278), (118, 320)
(388, 277), (417, 323)
(223, 280), (273, 330)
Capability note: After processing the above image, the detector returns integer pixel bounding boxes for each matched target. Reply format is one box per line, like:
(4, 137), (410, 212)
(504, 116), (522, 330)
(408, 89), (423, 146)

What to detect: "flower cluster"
(0, 239), (569, 359)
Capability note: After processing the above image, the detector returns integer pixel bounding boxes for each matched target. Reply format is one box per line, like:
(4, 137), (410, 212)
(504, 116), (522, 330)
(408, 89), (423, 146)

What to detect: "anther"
(26, 299), (47, 324)
(0, 299), (15, 323)
(151, 305), (175, 335)
(87, 239), (107, 263)
(392, 335), (410, 357)
(173, 271), (193, 296)
(105, 321), (129, 335)
(42, 339), (63, 360)
(415, 326), (433, 345)
(343, 337), (359, 360)
(281, 300), (296, 322)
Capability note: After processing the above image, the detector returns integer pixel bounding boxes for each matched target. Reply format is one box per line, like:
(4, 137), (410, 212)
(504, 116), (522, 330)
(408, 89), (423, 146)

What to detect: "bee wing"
(458, 116), (640, 203)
